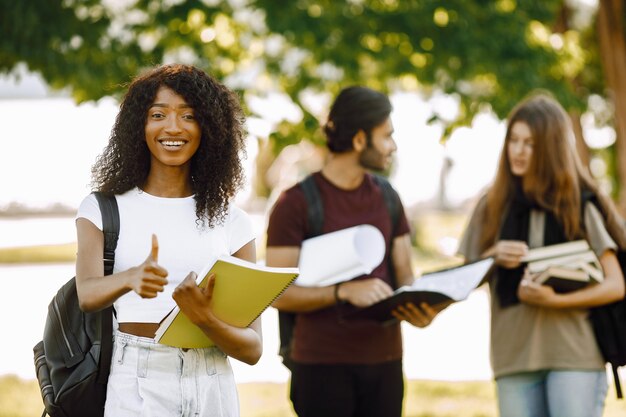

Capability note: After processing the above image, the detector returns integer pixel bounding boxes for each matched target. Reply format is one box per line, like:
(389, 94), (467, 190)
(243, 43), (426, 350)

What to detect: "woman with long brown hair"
(458, 93), (624, 417)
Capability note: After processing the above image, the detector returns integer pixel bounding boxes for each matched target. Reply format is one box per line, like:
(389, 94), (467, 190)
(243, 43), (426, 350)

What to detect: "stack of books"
(523, 240), (603, 293)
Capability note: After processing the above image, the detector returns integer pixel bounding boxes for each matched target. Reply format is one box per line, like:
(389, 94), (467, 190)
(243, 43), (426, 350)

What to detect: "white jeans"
(104, 331), (239, 417)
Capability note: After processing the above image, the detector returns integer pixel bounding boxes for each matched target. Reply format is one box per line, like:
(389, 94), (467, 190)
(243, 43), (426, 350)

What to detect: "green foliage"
(1, 0), (255, 102)
(3, 0), (623, 198)
(2, 0), (131, 102)
(1, 0), (599, 145)
(254, 0), (591, 136)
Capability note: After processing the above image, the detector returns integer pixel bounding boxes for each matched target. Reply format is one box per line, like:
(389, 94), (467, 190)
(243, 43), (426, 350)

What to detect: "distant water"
(0, 261), (494, 383)
(0, 216), (77, 248)
(0, 216), (494, 382)
(0, 262), (291, 383)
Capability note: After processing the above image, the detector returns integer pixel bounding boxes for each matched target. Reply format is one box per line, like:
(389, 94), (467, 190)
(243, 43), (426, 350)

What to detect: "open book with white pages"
(342, 257), (494, 324)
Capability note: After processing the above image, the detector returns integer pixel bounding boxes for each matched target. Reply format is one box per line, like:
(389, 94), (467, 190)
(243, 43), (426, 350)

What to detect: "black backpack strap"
(93, 192), (119, 385)
(278, 175), (324, 369)
(612, 364), (623, 399)
(299, 175), (324, 237)
(373, 174), (402, 288)
(301, 173), (400, 235)
(94, 192), (120, 276)
(372, 174), (400, 233)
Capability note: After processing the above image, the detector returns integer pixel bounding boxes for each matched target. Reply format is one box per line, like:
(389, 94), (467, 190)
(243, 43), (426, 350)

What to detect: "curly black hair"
(91, 63), (246, 227)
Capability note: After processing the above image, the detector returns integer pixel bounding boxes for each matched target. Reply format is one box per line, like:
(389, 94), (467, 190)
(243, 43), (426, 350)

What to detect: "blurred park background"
(2, 1), (626, 416)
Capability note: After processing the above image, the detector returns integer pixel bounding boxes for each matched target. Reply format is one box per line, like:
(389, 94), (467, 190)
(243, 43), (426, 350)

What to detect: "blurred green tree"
(1, 0), (624, 208)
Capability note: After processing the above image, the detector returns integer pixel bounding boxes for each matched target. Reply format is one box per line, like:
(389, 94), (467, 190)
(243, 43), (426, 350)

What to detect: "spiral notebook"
(154, 255), (299, 348)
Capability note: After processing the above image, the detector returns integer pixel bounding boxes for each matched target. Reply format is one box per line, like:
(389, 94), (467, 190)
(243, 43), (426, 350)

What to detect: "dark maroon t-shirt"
(266, 172), (410, 364)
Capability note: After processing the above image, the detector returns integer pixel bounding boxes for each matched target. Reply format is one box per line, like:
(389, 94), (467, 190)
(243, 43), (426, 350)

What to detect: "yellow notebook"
(154, 255), (299, 349)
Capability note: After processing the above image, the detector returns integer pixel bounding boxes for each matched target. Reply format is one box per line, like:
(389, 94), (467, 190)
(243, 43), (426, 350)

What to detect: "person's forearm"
(272, 284), (337, 312)
(76, 271), (132, 312)
(196, 319), (262, 365)
(552, 250), (626, 309)
(550, 278), (624, 309)
(394, 273), (415, 288)
(267, 245), (338, 312)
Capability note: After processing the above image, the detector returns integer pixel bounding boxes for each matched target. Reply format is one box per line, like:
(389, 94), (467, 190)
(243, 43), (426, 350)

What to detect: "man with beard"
(266, 86), (438, 417)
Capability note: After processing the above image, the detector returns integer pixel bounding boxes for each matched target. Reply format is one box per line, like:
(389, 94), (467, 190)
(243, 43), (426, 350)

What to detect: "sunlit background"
(0, 68), (499, 383)
(2, 2), (625, 413)
(0, 66), (506, 211)
(0, 61), (619, 385)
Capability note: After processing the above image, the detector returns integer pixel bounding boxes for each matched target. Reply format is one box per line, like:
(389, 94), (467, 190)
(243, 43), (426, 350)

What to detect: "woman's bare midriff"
(118, 322), (160, 338)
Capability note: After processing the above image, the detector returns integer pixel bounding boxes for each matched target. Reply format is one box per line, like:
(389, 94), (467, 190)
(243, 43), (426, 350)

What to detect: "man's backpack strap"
(300, 173), (401, 236)
(277, 175), (323, 368)
(299, 175), (324, 237)
(372, 174), (402, 289)
(92, 192), (120, 386)
(372, 174), (400, 234)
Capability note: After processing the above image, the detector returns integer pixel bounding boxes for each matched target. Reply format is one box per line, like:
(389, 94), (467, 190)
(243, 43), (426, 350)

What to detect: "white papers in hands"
(407, 257), (495, 301)
(295, 224), (385, 287)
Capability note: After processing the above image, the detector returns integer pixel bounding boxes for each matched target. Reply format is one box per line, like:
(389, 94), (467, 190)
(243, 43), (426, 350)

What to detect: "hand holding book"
(154, 255), (299, 348)
(171, 271), (217, 329)
(342, 257), (494, 324)
(391, 298), (441, 328)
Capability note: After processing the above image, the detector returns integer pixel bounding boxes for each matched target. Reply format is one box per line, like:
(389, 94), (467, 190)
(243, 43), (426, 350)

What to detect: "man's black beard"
(358, 145), (386, 171)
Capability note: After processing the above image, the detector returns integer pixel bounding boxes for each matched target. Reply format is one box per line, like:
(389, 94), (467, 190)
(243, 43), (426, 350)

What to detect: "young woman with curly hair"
(75, 63), (259, 416)
(458, 93), (625, 417)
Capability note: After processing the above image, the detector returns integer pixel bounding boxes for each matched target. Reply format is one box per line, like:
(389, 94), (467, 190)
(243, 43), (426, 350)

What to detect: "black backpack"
(590, 250), (626, 399)
(584, 192), (626, 399)
(33, 192), (119, 417)
(277, 174), (401, 369)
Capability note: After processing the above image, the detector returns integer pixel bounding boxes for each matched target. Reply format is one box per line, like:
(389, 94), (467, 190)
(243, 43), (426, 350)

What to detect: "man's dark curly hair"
(324, 86), (391, 153)
(91, 63), (246, 227)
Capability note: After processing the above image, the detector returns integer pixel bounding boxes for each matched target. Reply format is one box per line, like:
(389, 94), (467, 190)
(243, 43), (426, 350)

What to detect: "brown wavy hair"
(91, 64), (247, 227)
(480, 93), (605, 251)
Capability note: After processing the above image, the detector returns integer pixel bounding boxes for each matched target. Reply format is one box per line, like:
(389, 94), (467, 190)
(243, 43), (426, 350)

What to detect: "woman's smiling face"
(144, 86), (201, 169)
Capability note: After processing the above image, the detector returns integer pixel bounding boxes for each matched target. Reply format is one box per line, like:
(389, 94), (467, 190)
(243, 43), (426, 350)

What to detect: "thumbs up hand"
(129, 234), (168, 298)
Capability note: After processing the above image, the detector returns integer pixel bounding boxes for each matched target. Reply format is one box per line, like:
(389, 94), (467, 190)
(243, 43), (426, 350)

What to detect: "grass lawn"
(0, 243), (76, 264)
(4, 375), (625, 417)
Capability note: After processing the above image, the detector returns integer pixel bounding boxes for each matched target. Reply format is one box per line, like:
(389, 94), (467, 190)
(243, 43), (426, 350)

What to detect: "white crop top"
(76, 188), (254, 323)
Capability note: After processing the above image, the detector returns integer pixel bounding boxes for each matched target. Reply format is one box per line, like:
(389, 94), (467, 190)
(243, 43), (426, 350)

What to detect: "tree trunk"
(597, 0), (626, 214)
(569, 110), (590, 168)
(555, 4), (592, 177)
